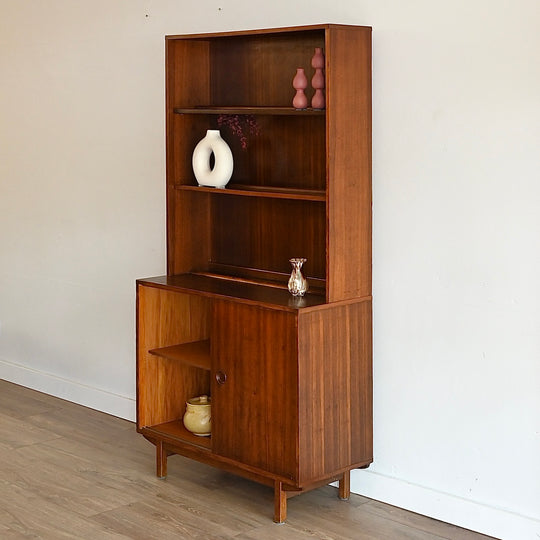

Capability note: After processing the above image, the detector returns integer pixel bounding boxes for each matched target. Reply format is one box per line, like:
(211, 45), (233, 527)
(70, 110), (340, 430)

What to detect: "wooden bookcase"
(136, 24), (372, 522)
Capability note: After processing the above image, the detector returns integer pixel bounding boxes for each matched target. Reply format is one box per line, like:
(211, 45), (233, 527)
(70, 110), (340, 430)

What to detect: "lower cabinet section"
(136, 280), (372, 522)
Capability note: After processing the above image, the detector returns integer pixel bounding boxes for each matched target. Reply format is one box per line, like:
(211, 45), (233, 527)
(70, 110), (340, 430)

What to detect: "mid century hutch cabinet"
(136, 23), (372, 522)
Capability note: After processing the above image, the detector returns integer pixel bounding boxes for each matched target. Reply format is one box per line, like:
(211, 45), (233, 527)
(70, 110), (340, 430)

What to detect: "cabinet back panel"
(166, 40), (210, 108)
(168, 189), (211, 275)
(210, 197), (326, 279)
(168, 114), (212, 186)
(236, 115), (325, 191)
(210, 32), (324, 107)
(167, 31), (325, 108)
(169, 114), (325, 191)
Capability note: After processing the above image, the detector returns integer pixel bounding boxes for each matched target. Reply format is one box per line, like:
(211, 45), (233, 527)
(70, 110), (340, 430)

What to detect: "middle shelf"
(149, 339), (211, 370)
(173, 183), (325, 201)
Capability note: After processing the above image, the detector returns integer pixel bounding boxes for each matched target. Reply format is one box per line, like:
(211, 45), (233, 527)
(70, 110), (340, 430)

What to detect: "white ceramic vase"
(192, 129), (233, 188)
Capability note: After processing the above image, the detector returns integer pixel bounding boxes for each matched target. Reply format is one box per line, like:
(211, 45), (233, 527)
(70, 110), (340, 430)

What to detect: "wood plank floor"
(0, 380), (495, 539)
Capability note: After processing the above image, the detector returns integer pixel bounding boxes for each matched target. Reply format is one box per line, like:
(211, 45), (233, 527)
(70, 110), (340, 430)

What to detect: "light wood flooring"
(0, 380), (495, 539)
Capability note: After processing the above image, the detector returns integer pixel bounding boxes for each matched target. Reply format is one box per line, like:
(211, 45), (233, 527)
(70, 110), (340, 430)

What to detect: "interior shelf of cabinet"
(173, 106), (325, 116)
(149, 340), (210, 370)
(143, 420), (212, 450)
(173, 184), (326, 202)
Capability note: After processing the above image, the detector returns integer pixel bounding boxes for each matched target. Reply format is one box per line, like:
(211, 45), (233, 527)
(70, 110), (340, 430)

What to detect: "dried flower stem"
(217, 114), (260, 150)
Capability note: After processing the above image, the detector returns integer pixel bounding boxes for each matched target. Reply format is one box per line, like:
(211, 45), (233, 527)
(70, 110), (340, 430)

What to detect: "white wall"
(1, 1), (539, 538)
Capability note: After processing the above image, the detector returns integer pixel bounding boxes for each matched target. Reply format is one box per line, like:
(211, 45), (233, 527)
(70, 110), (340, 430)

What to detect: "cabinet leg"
(156, 440), (167, 478)
(273, 481), (287, 523)
(338, 471), (350, 500)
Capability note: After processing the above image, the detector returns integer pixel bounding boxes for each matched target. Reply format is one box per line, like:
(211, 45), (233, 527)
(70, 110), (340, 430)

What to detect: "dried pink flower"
(217, 114), (260, 150)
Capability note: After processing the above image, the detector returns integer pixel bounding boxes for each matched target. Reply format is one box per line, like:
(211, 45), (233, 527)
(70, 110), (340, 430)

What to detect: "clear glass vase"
(288, 258), (308, 297)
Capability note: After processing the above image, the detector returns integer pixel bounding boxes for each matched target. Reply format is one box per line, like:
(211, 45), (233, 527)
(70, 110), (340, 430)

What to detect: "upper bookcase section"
(165, 24), (368, 109)
(165, 25), (372, 302)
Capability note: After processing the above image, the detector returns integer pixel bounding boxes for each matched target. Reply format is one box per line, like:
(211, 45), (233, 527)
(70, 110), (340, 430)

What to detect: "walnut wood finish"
(149, 340), (211, 370)
(211, 300), (298, 480)
(326, 26), (372, 301)
(298, 298), (373, 483)
(137, 24), (372, 522)
(164, 24), (372, 297)
(136, 285), (210, 428)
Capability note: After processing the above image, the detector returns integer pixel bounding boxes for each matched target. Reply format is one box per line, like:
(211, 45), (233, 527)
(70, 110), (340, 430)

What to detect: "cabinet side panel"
(212, 301), (299, 480)
(326, 27), (372, 301)
(136, 285), (210, 428)
(297, 299), (372, 483)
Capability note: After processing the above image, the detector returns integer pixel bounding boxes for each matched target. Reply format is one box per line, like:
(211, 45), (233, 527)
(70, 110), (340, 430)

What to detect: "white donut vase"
(192, 129), (234, 188)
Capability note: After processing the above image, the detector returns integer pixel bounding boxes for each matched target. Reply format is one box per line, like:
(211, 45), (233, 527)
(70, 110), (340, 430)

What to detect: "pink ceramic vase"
(311, 48), (326, 109)
(311, 68), (325, 109)
(311, 47), (325, 69)
(311, 89), (325, 109)
(292, 67), (308, 109)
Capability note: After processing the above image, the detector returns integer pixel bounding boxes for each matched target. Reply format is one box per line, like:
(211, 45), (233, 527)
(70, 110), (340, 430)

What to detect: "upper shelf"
(173, 106), (325, 116)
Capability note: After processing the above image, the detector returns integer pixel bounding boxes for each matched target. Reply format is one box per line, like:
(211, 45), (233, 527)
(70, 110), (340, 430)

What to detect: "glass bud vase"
(288, 258), (308, 297)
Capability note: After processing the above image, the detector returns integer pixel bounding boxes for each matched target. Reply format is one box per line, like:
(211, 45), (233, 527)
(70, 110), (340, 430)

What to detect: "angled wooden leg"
(156, 440), (167, 478)
(338, 470), (350, 500)
(274, 480), (287, 523)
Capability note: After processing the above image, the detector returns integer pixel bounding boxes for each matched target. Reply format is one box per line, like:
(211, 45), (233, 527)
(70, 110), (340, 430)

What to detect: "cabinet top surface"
(137, 274), (327, 311)
(166, 23), (372, 40)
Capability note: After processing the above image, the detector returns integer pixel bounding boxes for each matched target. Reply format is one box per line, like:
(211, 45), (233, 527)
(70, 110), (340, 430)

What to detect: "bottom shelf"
(143, 420), (212, 450)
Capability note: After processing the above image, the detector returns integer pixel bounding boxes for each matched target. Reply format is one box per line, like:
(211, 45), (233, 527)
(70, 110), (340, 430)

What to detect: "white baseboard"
(350, 469), (540, 540)
(0, 357), (136, 422)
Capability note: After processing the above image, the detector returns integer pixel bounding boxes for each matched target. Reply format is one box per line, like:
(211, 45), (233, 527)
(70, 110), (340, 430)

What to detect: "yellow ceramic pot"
(183, 395), (211, 436)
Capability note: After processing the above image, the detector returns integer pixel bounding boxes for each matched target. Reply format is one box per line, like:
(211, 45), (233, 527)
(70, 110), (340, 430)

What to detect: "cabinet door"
(211, 300), (298, 481)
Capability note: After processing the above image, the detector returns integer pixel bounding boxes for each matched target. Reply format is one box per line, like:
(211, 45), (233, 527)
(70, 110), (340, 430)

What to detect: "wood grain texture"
(326, 26), (372, 302)
(149, 339), (211, 370)
(166, 39), (211, 276)
(168, 187), (211, 276)
(338, 470), (351, 500)
(211, 196), (326, 279)
(211, 300), (298, 480)
(137, 274), (326, 310)
(138, 24), (374, 523)
(297, 298), (373, 483)
(274, 481), (288, 523)
(209, 31), (325, 107)
(164, 25), (372, 300)
(137, 284), (211, 429)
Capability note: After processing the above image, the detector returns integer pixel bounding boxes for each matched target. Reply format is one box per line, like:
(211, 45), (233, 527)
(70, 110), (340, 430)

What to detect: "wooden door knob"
(215, 370), (227, 385)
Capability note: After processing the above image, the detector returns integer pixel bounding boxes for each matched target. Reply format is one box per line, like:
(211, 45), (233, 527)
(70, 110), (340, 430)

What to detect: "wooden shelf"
(137, 274), (327, 311)
(174, 184), (325, 202)
(149, 340), (211, 370)
(144, 420), (211, 450)
(173, 106), (325, 116)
